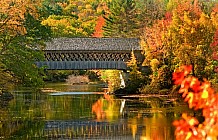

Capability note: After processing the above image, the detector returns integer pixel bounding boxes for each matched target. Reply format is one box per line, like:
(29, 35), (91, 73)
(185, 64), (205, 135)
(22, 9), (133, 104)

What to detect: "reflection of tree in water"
(127, 111), (176, 140)
(137, 95), (188, 109)
(1, 119), (44, 139)
(123, 97), (192, 140)
(91, 94), (183, 139)
(0, 92), (13, 109)
(146, 113), (171, 139)
(0, 93), (14, 138)
(0, 92), (45, 139)
(92, 93), (120, 121)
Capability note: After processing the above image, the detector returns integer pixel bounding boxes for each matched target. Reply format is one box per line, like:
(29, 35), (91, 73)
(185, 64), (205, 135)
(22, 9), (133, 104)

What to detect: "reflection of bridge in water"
(35, 38), (144, 70)
(43, 120), (134, 139)
(43, 118), (174, 139)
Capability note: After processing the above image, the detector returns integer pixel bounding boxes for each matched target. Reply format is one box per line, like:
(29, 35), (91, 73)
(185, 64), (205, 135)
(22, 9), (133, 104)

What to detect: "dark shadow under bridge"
(35, 38), (144, 70)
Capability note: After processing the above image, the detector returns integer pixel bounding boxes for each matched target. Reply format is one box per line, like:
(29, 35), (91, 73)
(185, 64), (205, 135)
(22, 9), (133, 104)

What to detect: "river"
(0, 82), (192, 140)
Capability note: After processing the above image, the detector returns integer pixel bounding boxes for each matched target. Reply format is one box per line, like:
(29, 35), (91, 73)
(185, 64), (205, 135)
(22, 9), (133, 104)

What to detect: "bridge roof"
(45, 38), (141, 51)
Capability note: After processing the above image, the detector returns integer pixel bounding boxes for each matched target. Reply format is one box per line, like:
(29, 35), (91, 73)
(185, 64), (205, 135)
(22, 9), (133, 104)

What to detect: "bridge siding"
(36, 61), (127, 70)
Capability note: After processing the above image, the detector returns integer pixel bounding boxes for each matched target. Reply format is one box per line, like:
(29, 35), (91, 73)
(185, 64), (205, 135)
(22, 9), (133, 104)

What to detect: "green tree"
(127, 51), (144, 91)
(0, 0), (52, 91)
(1, 14), (51, 88)
(103, 0), (166, 37)
(103, 0), (142, 37)
(100, 70), (121, 93)
(137, 0), (166, 27)
(199, 0), (218, 15)
(0, 61), (17, 92)
(38, 0), (66, 18)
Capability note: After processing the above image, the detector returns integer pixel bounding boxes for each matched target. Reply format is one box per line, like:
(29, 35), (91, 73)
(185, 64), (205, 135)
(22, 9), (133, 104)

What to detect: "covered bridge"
(35, 38), (143, 70)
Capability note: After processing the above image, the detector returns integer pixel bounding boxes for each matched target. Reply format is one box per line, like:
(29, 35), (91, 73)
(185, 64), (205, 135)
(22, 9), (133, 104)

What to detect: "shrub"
(66, 75), (90, 85)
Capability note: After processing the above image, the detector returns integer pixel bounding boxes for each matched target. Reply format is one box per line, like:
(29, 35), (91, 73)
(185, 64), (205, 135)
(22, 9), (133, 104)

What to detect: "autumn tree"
(92, 1), (110, 37)
(0, 0), (51, 91)
(140, 11), (172, 92)
(140, 0), (218, 93)
(2, 13), (51, 87)
(168, 1), (217, 81)
(41, 0), (99, 37)
(92, 15), (105, 37)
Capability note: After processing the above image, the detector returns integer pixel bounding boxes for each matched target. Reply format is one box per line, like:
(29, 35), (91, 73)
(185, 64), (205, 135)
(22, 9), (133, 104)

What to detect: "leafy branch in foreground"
(173, 65), (218, 140)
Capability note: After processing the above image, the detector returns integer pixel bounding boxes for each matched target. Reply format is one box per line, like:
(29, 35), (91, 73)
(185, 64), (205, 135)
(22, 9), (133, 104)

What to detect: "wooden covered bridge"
(35, 38), (143, 70)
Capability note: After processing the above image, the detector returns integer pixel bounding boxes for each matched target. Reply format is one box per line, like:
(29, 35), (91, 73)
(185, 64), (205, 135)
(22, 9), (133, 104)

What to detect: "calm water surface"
(0, 83), (192, 140)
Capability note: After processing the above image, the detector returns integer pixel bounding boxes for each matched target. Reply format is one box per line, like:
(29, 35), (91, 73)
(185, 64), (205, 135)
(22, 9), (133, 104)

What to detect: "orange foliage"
(142, 14), (172, 63)
(92, 16), (105, 38)
(173, 65), (218, 139)
(214, 35), (218, 73)
(210, 30), (218, 61)
(212, 3), (218, 13)
(103, 93), (112, 101)
(91, 93), (112, 120)
(92, 99), (105, 120)
(0, 0), (40, 35)
(174, 0), (202, 19)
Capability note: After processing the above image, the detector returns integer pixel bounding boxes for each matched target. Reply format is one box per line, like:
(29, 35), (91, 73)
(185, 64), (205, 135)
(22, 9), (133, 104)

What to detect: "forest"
(1, 0), (218, 139)
(1, 0), (218, 95)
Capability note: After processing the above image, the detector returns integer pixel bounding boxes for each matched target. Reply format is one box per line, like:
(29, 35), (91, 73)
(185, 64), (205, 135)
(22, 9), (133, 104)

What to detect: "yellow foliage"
(150, 59), (160, 72)
(41, 15), (93, 37)
(42, 15), (73, 27)
(201, 90), (209, 99)
(169, 8), (216, 78)
(127, 51), (137, 68)
(128, 118), (137, 139)
(85, 4), (92, 9)
(57, 2), (68, 8)
(211, 12), (218, 28)
(99, 70), (121, 92)
(183, 12), (192, 26)
(199, 13), (211, 26)
(0, 0), (40, 36)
